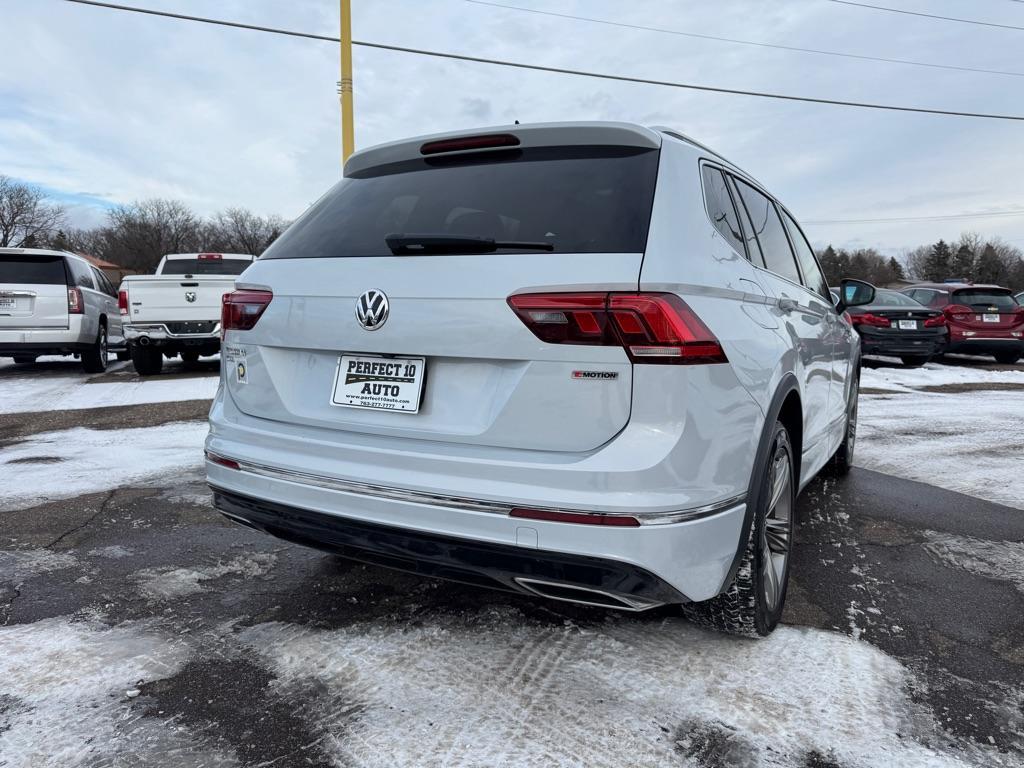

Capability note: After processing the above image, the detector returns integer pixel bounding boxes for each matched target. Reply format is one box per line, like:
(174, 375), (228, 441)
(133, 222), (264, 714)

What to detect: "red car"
(902, 283), (1024, 364)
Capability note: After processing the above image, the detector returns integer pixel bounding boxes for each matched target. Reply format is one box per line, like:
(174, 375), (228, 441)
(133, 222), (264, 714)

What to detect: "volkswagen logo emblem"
(355, 289), (389, 331)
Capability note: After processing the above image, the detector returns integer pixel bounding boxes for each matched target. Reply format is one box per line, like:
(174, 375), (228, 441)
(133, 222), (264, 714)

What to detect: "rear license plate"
(983, 313), (1000, 323)
(332, 355), (426, 413)
(897, 319), (917, 330)
(0, 298), (16, 310)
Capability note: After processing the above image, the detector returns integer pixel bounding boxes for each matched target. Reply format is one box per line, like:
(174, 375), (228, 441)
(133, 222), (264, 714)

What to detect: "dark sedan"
(833, 288), (947, 366)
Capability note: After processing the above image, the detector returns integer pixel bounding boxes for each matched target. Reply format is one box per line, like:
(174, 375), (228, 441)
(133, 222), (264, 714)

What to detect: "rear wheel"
(900, 355), (929, 367)
(994, 352), (1021, 365)
(81, 324), (108, 373)
(682, 423), (795, 637)
(826, 370), (859, 477)
(131, 344), (164, 376)
(12, 354), (37, 365)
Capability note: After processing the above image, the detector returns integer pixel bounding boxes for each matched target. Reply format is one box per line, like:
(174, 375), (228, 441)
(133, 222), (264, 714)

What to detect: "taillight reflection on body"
(221, 290), (273, 337)
(507, 292), (728, 364)
(67, 287), (83, 314)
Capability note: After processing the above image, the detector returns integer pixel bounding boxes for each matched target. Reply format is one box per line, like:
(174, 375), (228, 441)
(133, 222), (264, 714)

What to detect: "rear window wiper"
(385, 233), (553, 255)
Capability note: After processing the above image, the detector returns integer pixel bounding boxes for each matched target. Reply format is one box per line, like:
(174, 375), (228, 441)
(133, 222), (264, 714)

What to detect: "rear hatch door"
(0, 253), (69, 329)
(950, 288), (1023, 331)
(228, 126), (662, 452)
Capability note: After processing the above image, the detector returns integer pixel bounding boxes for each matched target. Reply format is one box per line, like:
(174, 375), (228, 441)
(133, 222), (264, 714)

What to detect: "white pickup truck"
(119, 252), (254, 375)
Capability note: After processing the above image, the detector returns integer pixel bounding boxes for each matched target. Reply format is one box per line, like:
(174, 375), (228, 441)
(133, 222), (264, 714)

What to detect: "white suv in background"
(205, 122), (873, 636)
(0, 247), (124, 372)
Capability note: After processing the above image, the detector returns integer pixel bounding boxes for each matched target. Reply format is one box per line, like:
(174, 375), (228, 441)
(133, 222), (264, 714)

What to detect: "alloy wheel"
(761, 441), (793, 611)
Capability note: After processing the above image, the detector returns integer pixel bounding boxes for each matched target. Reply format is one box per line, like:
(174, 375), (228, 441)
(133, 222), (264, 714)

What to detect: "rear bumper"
(945, 338), (1024, 356)
(0, 317), (91, 355)
(212, 487), (689, 609)
(124, 322), (220, 345)
(857, 329), (945, 358)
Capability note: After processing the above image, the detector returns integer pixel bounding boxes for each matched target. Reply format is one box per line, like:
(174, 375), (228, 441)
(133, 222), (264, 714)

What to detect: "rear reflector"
(198, 253), (223, 260)
(205, 451), (240, 470)
(67, 287), (83, 314)
(420, 133), (520, 155)
(510, 507), (641, 527)
(117, 289), (128, 315)
(221, 289), (273, 337)
(507, 292), (727, 364)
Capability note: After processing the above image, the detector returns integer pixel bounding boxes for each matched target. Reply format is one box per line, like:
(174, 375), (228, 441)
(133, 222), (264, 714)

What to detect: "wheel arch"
(717, 373), (802, 594)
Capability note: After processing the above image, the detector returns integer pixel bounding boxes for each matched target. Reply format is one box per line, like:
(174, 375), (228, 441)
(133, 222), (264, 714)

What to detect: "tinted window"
(160, 259), (251, 276)
(780, 209), (829, 299)
(92, 267), (114, 297)
(262, 146), (660, 259)
(701, 166), (745, 257)
(734, 180), (802, 284)
(922, 291), (948, 308)
(871, 290), (923, 308)
(0, 255), (67, 285)
(66, 258), (95, 289)
(953, 289), (1017, 310)
(728, 176), (765, 268)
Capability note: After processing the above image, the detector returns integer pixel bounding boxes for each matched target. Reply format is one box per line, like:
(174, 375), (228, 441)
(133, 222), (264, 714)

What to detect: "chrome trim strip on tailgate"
(206, 453), (745, 526)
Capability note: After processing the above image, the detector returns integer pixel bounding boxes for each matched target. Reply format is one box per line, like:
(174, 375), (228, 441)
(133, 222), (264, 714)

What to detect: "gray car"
(0, 247), (124, 372)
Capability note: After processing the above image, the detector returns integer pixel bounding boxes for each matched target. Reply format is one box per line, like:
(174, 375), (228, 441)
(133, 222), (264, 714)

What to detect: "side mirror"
(836, 278), (875, 312)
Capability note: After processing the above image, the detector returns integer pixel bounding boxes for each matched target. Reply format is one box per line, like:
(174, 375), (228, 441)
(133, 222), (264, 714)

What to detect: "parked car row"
(831, 282), (1024, 366)
(0, 248), (252, 375)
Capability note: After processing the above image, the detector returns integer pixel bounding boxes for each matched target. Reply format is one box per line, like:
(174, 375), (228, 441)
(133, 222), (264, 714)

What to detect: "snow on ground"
(856, 368), (1024, 510)
(0, 371), (218, 415)
(136, 553), (277, 600)
(0, 422), (208, 511)
(923, 531), (1024, 595)
(0, 550), (77, 584)
(238, 612), (996, 768)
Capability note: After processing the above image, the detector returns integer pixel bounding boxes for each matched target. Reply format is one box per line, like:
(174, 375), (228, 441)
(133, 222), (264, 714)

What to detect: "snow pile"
(0, 618), (197, 767)
(136, 553), (277, 599)
(238, 614), (994, 768)
(0, 422), (208, 511)
(856, 388), (1024, 510)
(861, 362), (1024, 393)
(0, 373), (219, 415)
(923, 531), (1024, 594)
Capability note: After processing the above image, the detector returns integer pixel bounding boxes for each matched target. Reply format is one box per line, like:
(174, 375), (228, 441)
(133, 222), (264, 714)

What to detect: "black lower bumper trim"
(211, 487), (689, 607)
(946, 341), (1024, 356)
(0, 343), (92, 356)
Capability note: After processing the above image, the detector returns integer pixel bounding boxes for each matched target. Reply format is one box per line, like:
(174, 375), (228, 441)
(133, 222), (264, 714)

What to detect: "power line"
(804, 210), (1024, 225)
(54, 0), (1024, 122)
(829, 1), (1024, 31)
(466, 0), (1024, 78)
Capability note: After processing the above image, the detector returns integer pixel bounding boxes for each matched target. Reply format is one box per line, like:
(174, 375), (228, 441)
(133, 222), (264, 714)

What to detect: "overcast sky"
(3, 0), (1024, 255)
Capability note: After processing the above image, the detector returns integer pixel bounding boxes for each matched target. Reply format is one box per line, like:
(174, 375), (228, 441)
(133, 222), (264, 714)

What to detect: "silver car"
(205, 122), (873, 636)
(0, 248), (124, 372)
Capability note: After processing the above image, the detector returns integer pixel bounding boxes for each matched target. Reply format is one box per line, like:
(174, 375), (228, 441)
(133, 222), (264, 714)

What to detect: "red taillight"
(923, 314), (946, 328)
(221, 289), (273, 337)
(510, 507), (641, 527)
(420, 133), (520, 155)
(67, 287), (83, 314)
(507, 292), (728, 364)
(117, 289), (128, 315)
(198, 253), (223, 260)
(1013, 307), (1024, 327)
(850, 312), (891, 328)
(944, 303), (974, 323)
(205, 451), (240, 470)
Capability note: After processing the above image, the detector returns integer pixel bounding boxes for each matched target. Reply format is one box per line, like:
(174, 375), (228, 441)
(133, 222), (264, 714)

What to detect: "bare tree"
(209, 207), (289, 256)
(0, 175), (66, 247)
(102, 199), (202, 271)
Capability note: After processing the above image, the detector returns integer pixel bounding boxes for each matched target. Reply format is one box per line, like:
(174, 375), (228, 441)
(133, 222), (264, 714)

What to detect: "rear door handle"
(778, 298), (797, 313)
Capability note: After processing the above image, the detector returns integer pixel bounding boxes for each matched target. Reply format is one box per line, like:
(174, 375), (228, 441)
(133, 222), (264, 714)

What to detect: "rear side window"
(160, 259), (251, 276)
(780, 209), (829, 300)
(0, 255), (67, 285)
(262, 146), (660, 258)
(733, 180), (802, 286)
(728, 176), (765, 268)
(66, 258), (95, 289)
(700, 166), (746, 257)
(953, 289), (1017, 310)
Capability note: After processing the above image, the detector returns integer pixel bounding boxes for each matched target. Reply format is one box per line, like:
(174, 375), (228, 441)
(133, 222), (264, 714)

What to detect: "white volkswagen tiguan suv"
(206, 122), (873, 636)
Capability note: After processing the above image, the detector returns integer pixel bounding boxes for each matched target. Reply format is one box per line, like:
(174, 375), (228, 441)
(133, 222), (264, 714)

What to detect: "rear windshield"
(261, 146), (660, 258)
(870, 290), (922, 308)
(0, 255), (67, 285)
(952, 289), (1017, 310)
(160, 259), (251, 276)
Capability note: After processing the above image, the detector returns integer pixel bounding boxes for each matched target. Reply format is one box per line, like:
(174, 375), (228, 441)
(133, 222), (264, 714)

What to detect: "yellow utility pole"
(339, 0), (355, 166)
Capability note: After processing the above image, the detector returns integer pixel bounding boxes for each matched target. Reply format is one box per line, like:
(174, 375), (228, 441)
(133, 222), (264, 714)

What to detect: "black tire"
(115, 350), (131, 361)
(825, 366), (859, 477)
(131, 344), (164, 376)
(180, 350), (200, 365)
(682, 423), (796, 637)
(12, 354), (37, 365)
(900, 355), (929, 367)
(994, 352), (1021, 365)
(81, 324), (108, 373)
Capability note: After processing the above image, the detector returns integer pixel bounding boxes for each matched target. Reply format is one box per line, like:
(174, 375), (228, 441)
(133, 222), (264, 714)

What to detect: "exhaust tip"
(513, 577), (663, 612)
